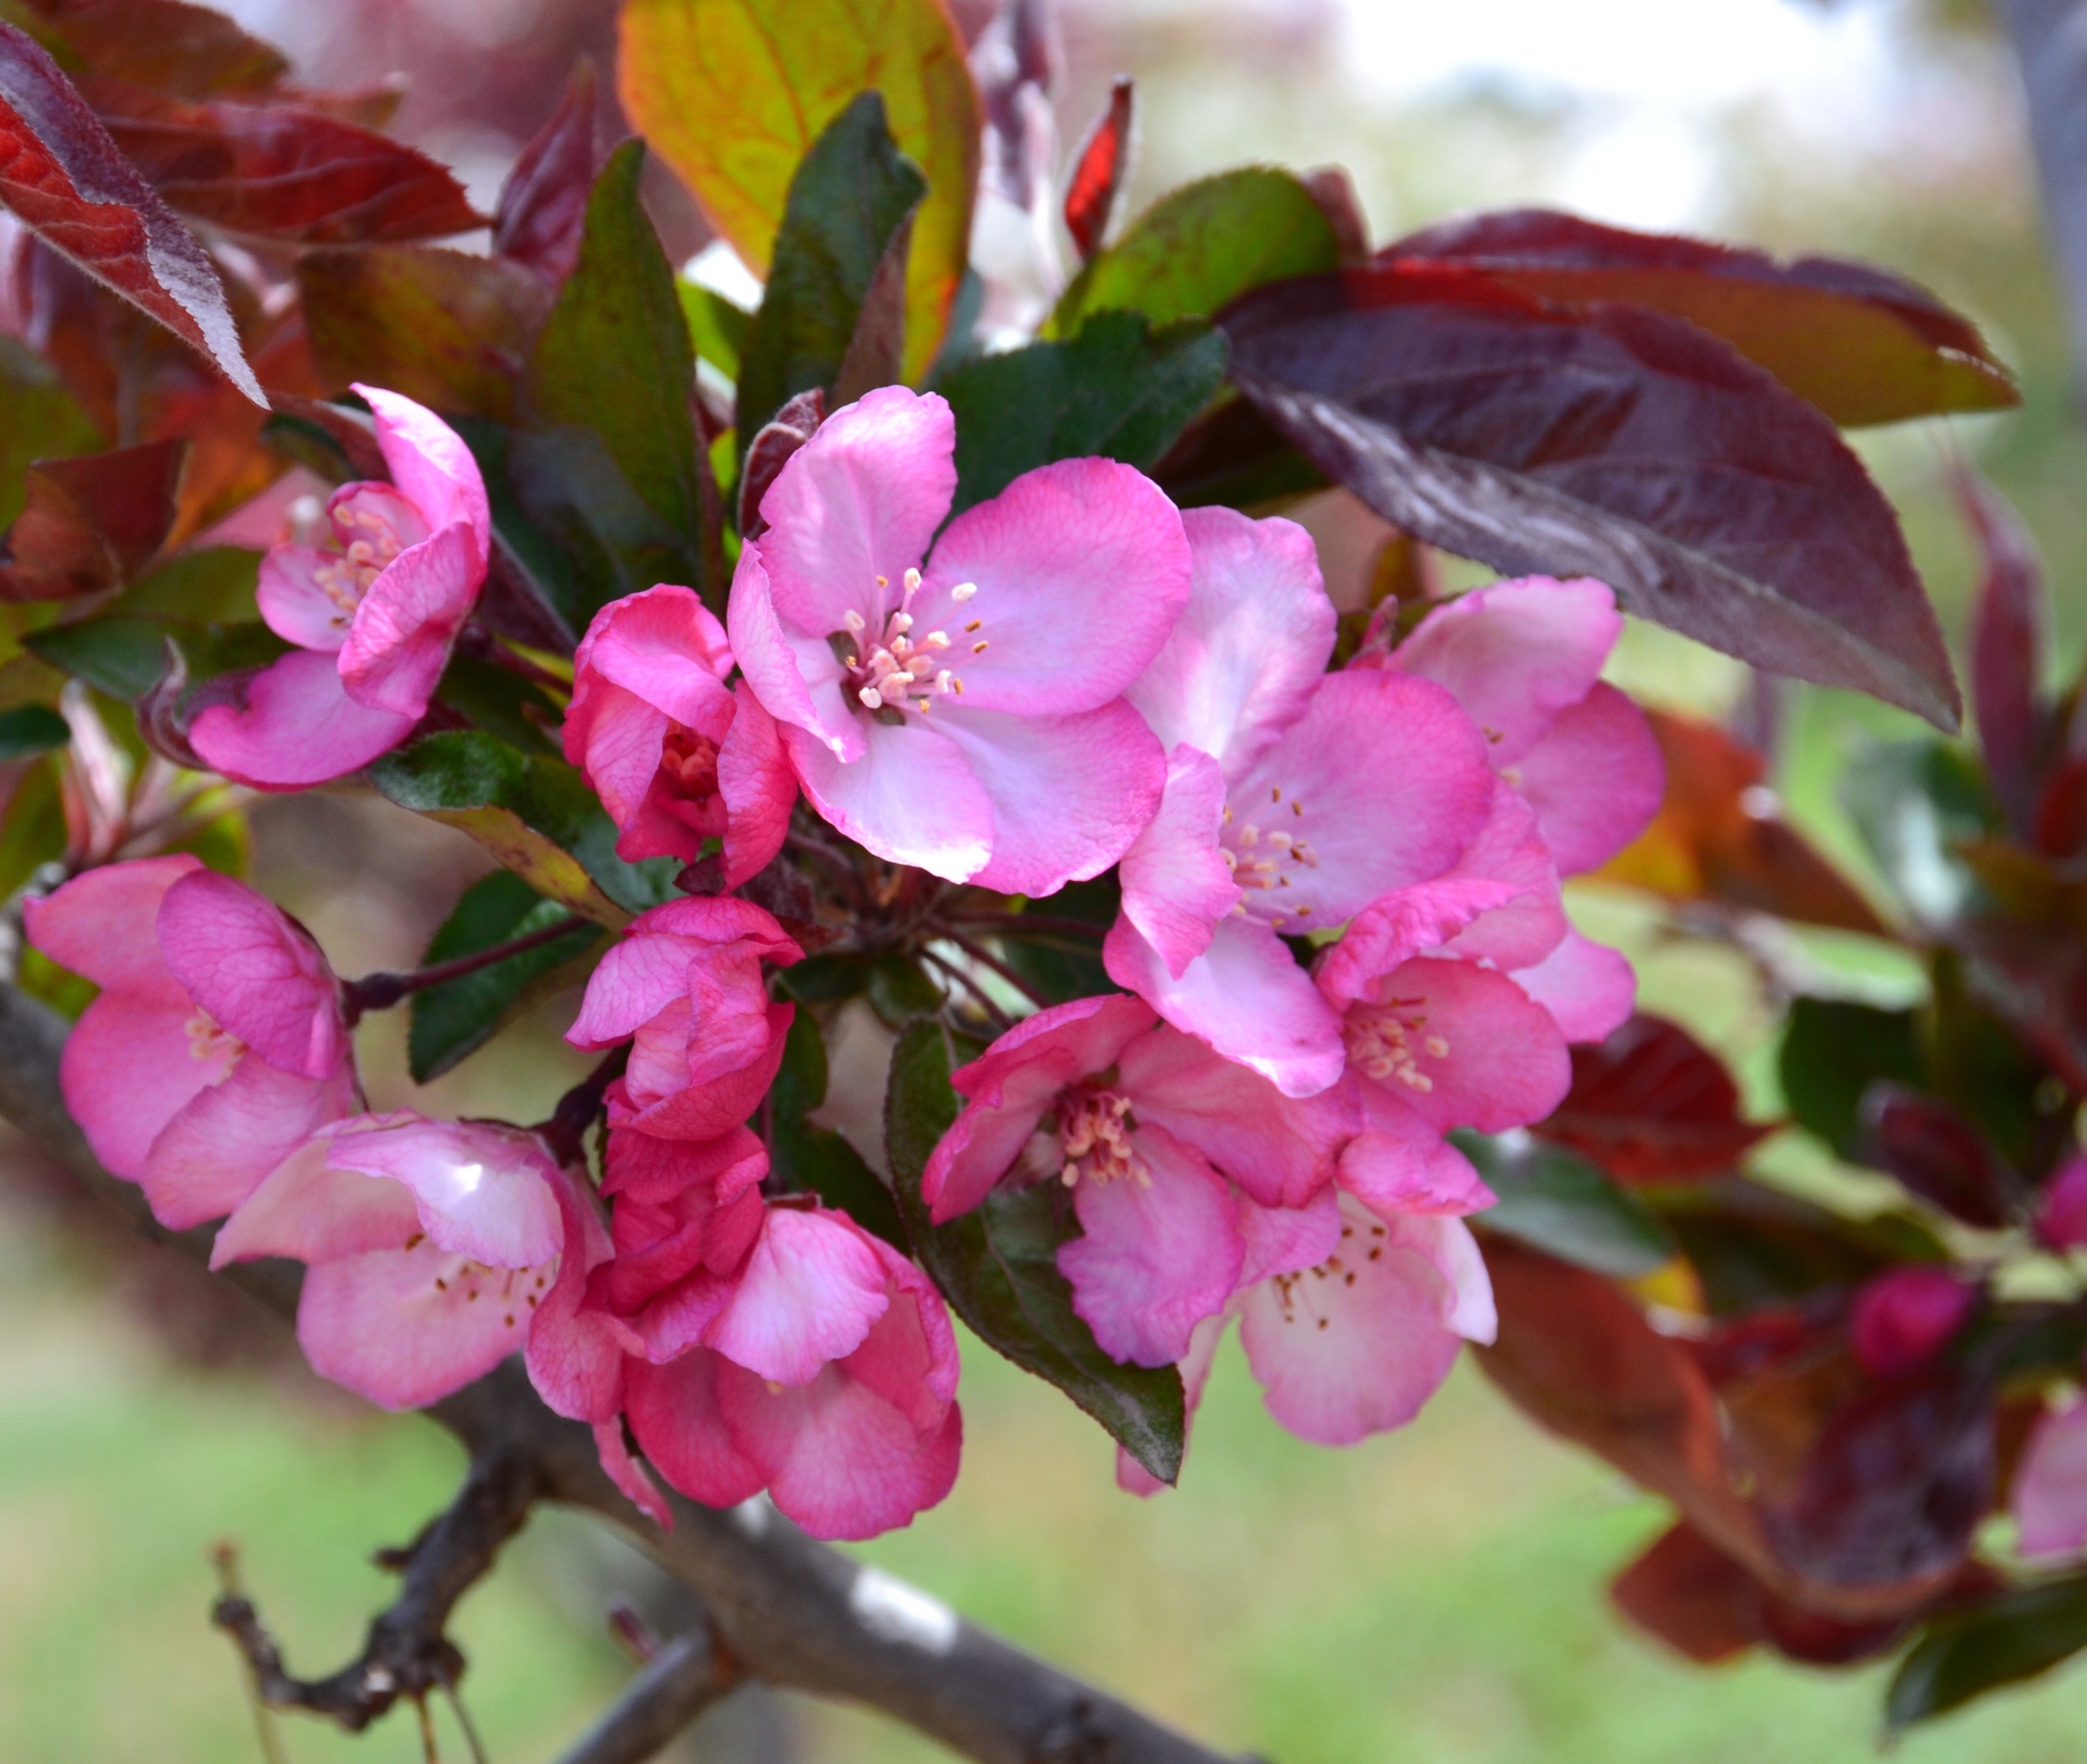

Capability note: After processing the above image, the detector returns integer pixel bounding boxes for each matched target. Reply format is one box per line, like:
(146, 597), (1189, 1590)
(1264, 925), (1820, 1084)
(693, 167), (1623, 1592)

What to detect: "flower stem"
(341, 915), (596, 1025)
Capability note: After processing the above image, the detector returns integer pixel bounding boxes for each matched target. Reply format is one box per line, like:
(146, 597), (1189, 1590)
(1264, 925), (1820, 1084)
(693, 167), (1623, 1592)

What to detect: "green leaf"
(1886, 1576), (2087, 1733)
(885, 1017), (1186, 1483)
(368, 730), (678, 928)
(1840, 739), (1999, 926)
(0, 702), (67, 761)
(432, 652), (561, 756)
(766, 1009), (907, 1247)
(1457, 1131), (1675, 1277)
(0, 757), (63, 898)
(735, 92), (926, 445)
(937, 311), (1229, 515)
(0, 334), (101, 528)
(528, 141), (713, 608)
(25, 616), (285, 700)
(618, 0), (981, 383)
(1778, 997), (1922, 1161)
(506, 425), (700, 630)
(1050, 167), (1341, 336)
(680, 277), (751, 381)
(407, 870), (604, 1082)
(992, 876), (1117, 1006)
(867, 953), (943, 1028)
(450, 417), (580, 638)
(115, 546), (260, 623)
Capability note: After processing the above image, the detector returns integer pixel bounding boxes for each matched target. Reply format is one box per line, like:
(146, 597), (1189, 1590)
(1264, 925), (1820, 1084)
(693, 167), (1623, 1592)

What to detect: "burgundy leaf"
(1221, 264), (1959, 728)
(25, 0), (287, 100)
(0, 23), (261, 403)
(495, 60), (597, 281)
(738, 388), (824, 542)
(0, 435), (185, 599)
(1383, 208), (2017, 428)
(1062, 75), (1131, 262)
(1860, 1086), (2014, 1229)
(1536, 1012), (1774, 1183)
(1954, 465), (2050, 839)
(87, 78), (483, 245)
(1300, 164), (1368, 265)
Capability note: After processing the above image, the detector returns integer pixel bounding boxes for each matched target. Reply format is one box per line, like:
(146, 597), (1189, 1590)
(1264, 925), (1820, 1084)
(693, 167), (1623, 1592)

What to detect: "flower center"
(1055, 1088), (1148, 1188)
(660, 725), (721, 796)
(185, 1009), (243, 1068)
(835, 568), (980, 717)
(1270, 1214), (1390, 1328)
(1342, 996), (1450, 1091)
(1222, 783), (1321, 927)
(427, 1254), (553, 1331)
(311, 501), (411, 619)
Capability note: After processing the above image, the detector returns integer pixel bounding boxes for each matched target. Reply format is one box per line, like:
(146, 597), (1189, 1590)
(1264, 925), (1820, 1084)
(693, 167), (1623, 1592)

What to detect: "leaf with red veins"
(495, 59), (599, 280)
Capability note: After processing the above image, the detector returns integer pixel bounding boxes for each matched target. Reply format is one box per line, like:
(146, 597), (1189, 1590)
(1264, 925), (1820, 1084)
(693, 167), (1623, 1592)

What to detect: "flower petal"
(157, 868), (342, 1078)
(1335, 1082), (1496, 1217)
(1118, 743), (1240, 978)
(256, 541), (357, 651)
(718, 683), (797, 886)
(1510, 929), (1637, 1044)
(24, 853), (197, 993)
(210, 1127), (421, 1266)
(786, 716), (993, 883)
(625, 1350), (767, 1511)
(2016, 1396), (2087, 1560)
(61, 988), (222, 1182)
(357, 384), (490, 563)
(147, 1060), (357, 1232)
(1347, 956), (1572, 1134)
(338, 521), (483, 719)
(703, 1206), (891, 1386)
(1508, 681), (1665, 876)
(726, 542), (862, 758)
(323, 1116), (562, 1268)
(189, 648), (418, 789)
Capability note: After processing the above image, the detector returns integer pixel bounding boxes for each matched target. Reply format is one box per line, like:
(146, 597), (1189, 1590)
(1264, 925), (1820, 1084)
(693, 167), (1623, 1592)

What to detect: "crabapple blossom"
(2037, 1155), (2087, 1250)
(191, 386), (491, 789)
(24, 854), (357, 1230)
(563, 583), (796, 881)
(728, 385), (1188, 893)
(2015, 1382), (2087, 1560)
(1105, 506), (1497, 1096)
(1848, 1266), (1977, 1380)
(210, 1113), (571, 1410)
(564, 896), (802, 1141)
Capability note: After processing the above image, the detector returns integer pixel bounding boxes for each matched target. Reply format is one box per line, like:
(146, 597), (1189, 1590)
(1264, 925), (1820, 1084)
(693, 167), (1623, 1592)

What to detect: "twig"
(553, 1626), (737, 1764)
(920, 947), (1014, 1035)
(936, 931), (1050, 1010)
(943, 911), (1108, 941)
(535, 1045), (631, 1169)
(341, 916), (597, 1025)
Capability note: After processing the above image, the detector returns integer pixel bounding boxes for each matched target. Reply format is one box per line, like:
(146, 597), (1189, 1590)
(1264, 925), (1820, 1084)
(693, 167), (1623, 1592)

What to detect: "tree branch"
(553, 1626), (736, 1764)
(0, 982), (1243, 1764)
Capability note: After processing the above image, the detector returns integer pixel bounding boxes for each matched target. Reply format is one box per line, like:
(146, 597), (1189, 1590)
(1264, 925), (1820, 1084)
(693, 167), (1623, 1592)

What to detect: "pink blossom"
(191, 386), (491, 789)
(24, 855), (357, 1230)
(728, 385), (1188, 893)
(1848, 1266), (1976, 1380)
(565, 896), (802, 1141)
(924, 994), (1355, 1366)
(2037, 1156), (2087, 1251)
(211, 1113), (569, 1410)
(563, 583), (796, 882)
(2015, 1387), (2087, 1560)
(1106, 507), (1497, 1096)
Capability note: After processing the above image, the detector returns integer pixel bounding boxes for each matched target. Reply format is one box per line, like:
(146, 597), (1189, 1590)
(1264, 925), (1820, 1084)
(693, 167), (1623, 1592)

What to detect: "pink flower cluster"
(30, 382), (1665, 1537)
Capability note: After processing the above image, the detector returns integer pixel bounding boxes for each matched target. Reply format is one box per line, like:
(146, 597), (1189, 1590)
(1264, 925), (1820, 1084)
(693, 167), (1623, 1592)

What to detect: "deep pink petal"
(1510, 929), (1637, 1044)
(146, 1060), (357, 1231)
(1126, 506), (1333, 768)
(323, 1117), (562, 1268)
(1849, 1266), (1975, 1380)
(786, 717), (992, 883)
(1117, 744), (1239, 978)
(846, 1238), (963, 1417)
(1439, 782), (1569, 971)
(1335, 1082), (1496, 1218)
(568, 680), (672, 833)
(61, 988), (223, 1181)
(915, 457), (1190, 716)
(936, 699), (1165, 896)
(357, 384), (490, 563)
(573, 584), (734, 723)
(702, 1206), (891, 1385)
(1346, 957), (1571, 1134)
(718, 684), (797, 885)
(338, 521), (483, 719)
(189, 649), (417, 789)
(603, 1125), (769, 1205)
(1315, 878), (1524, 1011)
(526, 1167), (625, 1424)
(594, 1420), (673, 1528)
(1392, 577), (1621, 763)
(1060, 1123), (1243, 1367)
(2039, 1157), (2087, 1251)
(1509, 681), (1665, 875)
(256, 541), (356, 651)
(624, 1351), (767, 1511)
(726, 544), (862, 758)
(157, 869), (342, 1078)
(610, 1006), (792, 1141)
(2016, 1396), (2087, 1560)
(566, 937), (700, 1051)
(1105, 914), (1346, 1100)
(24, 853), (197, 993)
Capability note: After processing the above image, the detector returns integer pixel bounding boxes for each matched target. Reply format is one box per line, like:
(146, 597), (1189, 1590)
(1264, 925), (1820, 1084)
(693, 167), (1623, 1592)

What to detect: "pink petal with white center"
(1438, 782), (1569, 971)
(24, 852), (199, 992)
(1117, 1313), (1224, 1497)
(594, 1421), (673, 1528)
(1118, 744), (1239, 978)
(1392, 577), (1621, 764)
(526, 1168), (624, 1424)
(357, 384), (490, 562)
(146, 1059), (357, 1231)
(702, 1206), (891, 1385)
(1105, 913), (1346, 1100)
(1336, 1083), (1497, 1218)
(786, 716), (992, 883)
(925, 994), (1157, 1221)
(1115, 1016), (1353, 1209)
(718, 684), (796, 885)
(60, 988), (226, 1182)
(189, 648), (418, 789)
(322, 1117), (562, 1268)
(1315, 878), (1523, 1012)
(257, 541), (357, 651)
(1126, 506), (1334, 768)
(1060, 1122), (1243, 1368)
(157, 870), (341, 1078)
(757, 386), (957, 636)
(914, 457), (1190, 717)
(936, 699), (1165, 896)
(625, 1350), (768, 1511)
(1508, 680), (1665, 876)
(602, 1124), (769, 1205)
(1346, 956), (1571, 1134)
(726, 544), (863, 758)
(210, 1130), (423, 1266)
(1235, 1192), (1471, 1445)
(1225, 670), (1494, 926)
(297, 1241), (547, 1409)
(1510, 929), (1637, 1044)
(2016, 1395), (2087, 1560)
(337, 521), (483, 719)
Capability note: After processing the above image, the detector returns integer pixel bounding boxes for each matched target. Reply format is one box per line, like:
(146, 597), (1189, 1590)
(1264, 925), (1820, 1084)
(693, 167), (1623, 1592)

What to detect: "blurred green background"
(9, 0), (2087, 1758)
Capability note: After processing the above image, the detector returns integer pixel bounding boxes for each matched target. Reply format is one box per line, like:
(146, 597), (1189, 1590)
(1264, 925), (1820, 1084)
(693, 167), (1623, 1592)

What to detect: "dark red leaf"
(1954, 466), (2049, 839)
(25, 0), (287, 100)
(87, 78), (483, 245)
(1861, 1086), (2014, 1229)
(738, 388), (825, 542)
(1383, 208), (2017, 428)
(1062, 75), (1132, 262)
(1536, 1012), (1773, 1182)
(0, 23), (261, 403)
(2036, 760), (2087, 862)
(0, 435), (185, 599)
(495, 60), (598, 281)
(1220, 264), (1959, 728)
(1300, 164), (1369, 265)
